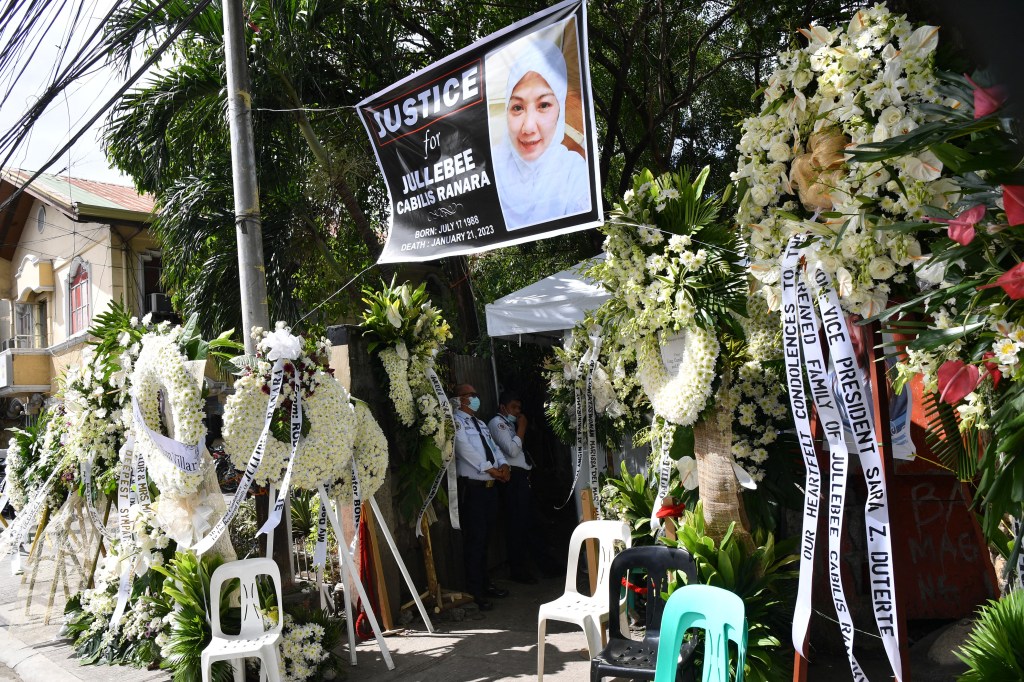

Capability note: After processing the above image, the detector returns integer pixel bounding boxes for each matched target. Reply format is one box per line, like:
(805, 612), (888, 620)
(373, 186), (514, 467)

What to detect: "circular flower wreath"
(131, 333), (208, 496)
(331, 400), (388, 504)
(222, 328), (355, 492)
(636, 327), (720, 427)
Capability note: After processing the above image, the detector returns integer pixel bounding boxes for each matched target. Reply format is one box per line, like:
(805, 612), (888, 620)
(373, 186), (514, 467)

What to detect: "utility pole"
(223, 0), (291, 585)
(223, 0), (269, 355)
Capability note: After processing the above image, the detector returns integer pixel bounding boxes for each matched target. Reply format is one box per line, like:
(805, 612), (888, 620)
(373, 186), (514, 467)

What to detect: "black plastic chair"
(590, 545), (699, 682)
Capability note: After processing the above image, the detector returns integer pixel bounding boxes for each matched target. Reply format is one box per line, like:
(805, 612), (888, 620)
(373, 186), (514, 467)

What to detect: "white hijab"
(495, 39), (589, 230)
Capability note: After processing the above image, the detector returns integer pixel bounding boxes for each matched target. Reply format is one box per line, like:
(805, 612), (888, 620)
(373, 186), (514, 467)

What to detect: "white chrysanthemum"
(636, 328), (719, 427)
(223, 369), (355, 491)
(332, 401), (388, 503)
(278, 614), (329, 681)
(131, 333), (207, 496)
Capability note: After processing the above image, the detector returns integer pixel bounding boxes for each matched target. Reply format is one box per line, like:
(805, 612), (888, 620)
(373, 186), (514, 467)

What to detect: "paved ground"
(0, 544), (164, 682)
(0, 538), (971, 682)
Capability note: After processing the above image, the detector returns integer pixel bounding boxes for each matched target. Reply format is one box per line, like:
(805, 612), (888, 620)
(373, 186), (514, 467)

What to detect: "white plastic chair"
(201, 557), (284, 682)
(537, 520), (631, 681)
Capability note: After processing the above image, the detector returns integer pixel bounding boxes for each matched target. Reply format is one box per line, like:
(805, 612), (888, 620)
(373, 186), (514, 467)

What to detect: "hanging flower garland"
(361, 278), (453, 450)
(222, 325), (355, 492)
(360, 279), (455, 517)
(330, 400), (388, 504)
(378, 346), (415, 426)
(131, 332), (208, 496)
(733, 4), (949, 316)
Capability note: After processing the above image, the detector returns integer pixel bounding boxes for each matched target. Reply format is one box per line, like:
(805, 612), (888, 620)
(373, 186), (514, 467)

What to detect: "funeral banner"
(357, 0), (602, 263)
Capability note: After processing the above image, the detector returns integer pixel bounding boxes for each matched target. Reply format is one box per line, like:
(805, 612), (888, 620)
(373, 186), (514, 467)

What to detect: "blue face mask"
(504, 413), (517, 425)
(468, 396), (481, 412)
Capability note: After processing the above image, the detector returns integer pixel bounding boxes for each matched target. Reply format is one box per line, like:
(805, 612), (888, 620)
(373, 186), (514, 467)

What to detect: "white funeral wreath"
(332, 400), (389, 503)
(222, 368), (356, 492)
(131, 333), (208, 496)
(636, 326), (720, 427)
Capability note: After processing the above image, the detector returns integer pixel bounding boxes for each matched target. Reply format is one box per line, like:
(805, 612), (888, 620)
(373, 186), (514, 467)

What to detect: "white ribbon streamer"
(348, 458), (363, 556)
(415, 366), (460, 536)
(110, 438), (140, 629)
(560, 339), (600, 510)
(650, 428), (674, 532)
(258, 386), (302, 537)
(584, 335), (602, 518)
(80, 458), (116, 541)
(192, 359), (286, 555)
(0, 477), (9, 516)
(131, 395), (203, 473)
(779, 238), (827, 662)
(782, 250), (865, 678)
(314, 489), (329, 568)
(811, 265), (902, 680)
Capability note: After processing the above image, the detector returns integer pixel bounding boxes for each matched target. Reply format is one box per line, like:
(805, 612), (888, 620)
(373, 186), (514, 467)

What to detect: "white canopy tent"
(484, 255), (609, 340)
(482, 255), (647, 513)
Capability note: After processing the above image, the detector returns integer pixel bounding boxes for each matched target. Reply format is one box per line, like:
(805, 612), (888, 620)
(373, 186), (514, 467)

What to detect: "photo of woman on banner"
(487, 20), (591, 231)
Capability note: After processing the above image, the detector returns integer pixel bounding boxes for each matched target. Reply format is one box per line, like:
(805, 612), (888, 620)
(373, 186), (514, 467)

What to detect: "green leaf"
(669, 425), (695, 460)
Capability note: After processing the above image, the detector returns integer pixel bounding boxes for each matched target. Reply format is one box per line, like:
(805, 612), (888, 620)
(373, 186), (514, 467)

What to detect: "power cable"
(0, 0), (216, 216)
(0, 0), (181, 172)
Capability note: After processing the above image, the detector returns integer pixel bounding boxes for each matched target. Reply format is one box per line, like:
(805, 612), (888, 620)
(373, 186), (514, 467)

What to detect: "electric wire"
(295, 263), (377, 327)
(0, 0), (216, 216)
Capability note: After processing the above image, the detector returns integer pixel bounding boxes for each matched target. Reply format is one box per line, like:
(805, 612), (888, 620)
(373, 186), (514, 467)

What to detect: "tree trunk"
(694, 407), (753, 552)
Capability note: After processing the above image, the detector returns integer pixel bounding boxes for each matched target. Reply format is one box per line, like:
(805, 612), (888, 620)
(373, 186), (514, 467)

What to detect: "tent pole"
(489, 337), (501, 402)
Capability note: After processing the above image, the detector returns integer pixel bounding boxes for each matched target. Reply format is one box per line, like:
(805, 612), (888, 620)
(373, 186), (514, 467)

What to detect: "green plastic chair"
(653, 585), (747, 682)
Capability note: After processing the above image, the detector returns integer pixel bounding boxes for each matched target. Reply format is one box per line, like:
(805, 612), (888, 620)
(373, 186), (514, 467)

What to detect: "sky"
(0, 0), (131, 185)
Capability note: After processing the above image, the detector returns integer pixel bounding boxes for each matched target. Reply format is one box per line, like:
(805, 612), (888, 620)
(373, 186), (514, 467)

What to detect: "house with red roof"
(0, 169), (168, 414)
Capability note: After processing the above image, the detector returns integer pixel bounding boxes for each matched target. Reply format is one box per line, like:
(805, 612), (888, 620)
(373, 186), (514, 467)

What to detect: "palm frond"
(920, 390), (978, 480)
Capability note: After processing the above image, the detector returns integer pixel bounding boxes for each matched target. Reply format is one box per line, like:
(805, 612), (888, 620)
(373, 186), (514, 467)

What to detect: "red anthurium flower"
(1003, 185), (1024, 226)
(655, 502), (688, 519)
(996, 262), (1024, 299)
(982, 352), (1002, 389)
(925, 204), (985, 246)
(978, 261), (1024, 299)
(966, 74), (1008, 119)
(936, 359), (980, 405)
